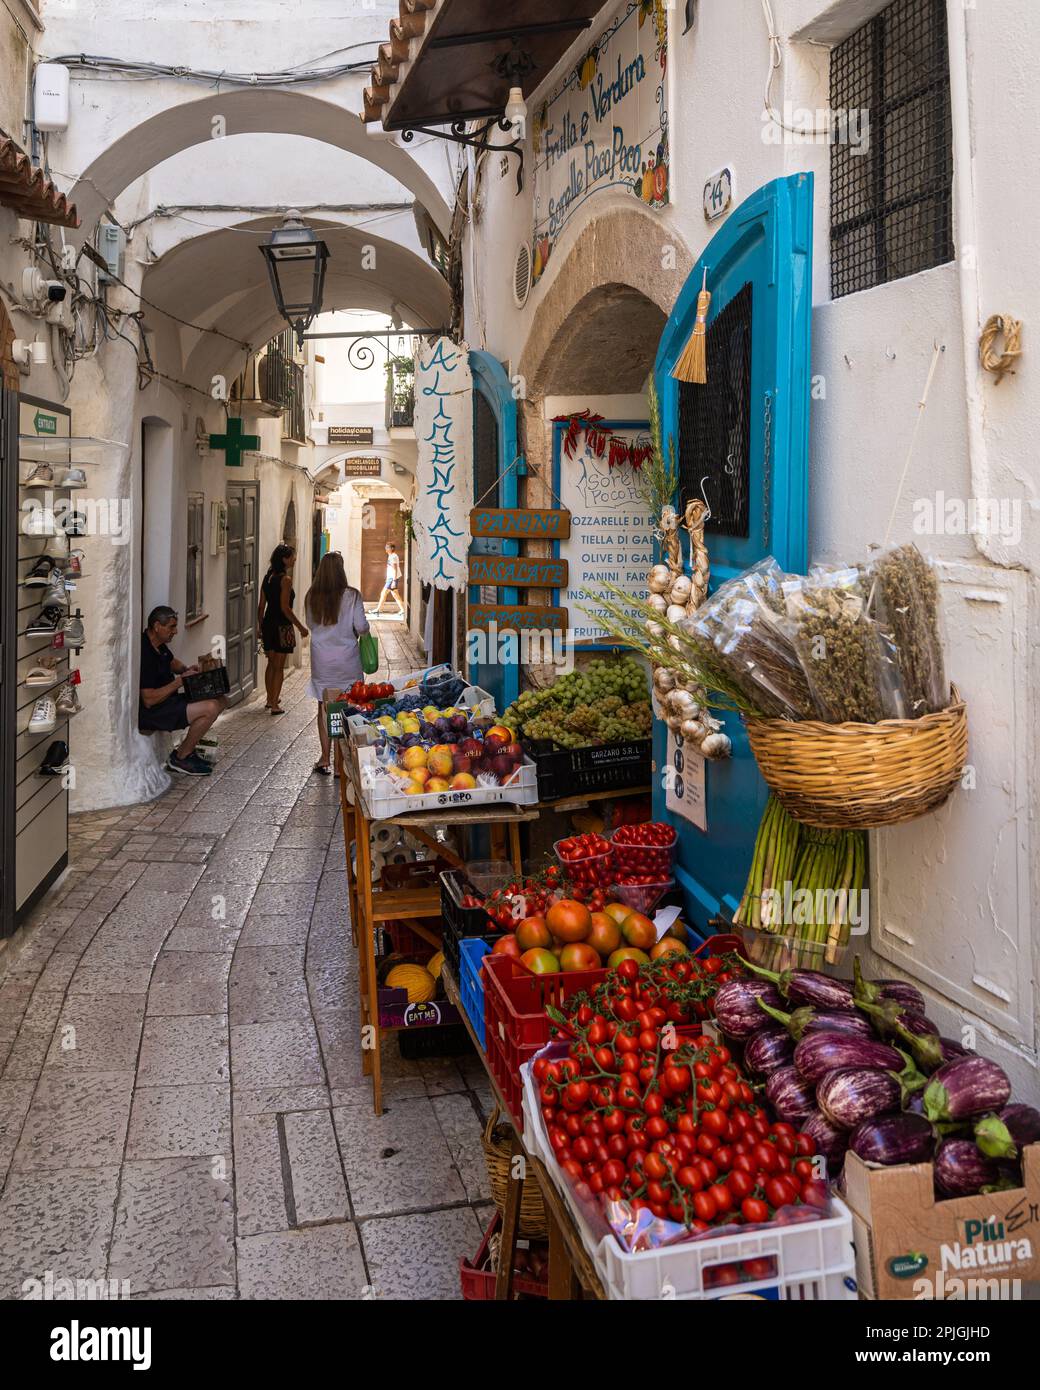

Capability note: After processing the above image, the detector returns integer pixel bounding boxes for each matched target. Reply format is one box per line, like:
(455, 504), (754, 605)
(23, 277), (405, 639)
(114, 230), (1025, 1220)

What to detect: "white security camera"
(22, 266), (67, 309)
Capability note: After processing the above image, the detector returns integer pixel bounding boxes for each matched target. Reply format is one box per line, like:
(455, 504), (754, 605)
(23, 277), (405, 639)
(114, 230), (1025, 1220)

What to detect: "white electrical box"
(34, 64), (70, 133)
(97, 224), (125, 283)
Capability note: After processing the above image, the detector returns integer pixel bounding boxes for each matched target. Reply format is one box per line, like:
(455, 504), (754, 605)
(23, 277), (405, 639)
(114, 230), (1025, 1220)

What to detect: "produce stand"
(335, 735), (538, 1115)
(441, 962), (607, 1301)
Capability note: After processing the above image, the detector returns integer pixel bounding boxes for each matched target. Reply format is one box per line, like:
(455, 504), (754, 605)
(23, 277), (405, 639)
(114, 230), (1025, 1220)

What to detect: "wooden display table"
(335, 736), (538, 1115)
(441, 964), (606, 1302)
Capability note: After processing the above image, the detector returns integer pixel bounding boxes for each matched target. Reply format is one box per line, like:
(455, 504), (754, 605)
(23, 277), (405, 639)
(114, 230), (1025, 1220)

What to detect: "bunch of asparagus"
(734, 796), (867, 967)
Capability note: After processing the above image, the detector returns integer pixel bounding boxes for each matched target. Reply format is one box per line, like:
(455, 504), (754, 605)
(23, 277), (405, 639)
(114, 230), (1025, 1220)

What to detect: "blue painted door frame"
(653, 173), (814, 932)
(468, 351), (520, 713)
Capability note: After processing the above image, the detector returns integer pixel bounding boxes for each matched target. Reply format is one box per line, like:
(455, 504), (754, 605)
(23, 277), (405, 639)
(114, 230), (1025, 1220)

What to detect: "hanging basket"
(744, 686), (968, 830)
(482, 1106), (547, 1238)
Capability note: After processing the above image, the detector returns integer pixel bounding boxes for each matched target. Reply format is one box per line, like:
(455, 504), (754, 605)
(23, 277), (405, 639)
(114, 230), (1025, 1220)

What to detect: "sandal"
(270, 707), (286, 716)
(313, 762), (332, 776)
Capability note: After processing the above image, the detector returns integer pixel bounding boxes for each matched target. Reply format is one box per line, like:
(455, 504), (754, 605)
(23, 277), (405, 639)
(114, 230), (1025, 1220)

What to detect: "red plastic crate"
(459, 1210), (549, 1300)
(483, 953), (608, 1052)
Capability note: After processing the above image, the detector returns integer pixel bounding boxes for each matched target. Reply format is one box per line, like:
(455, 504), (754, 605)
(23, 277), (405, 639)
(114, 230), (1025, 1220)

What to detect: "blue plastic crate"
(459, 937), (491, 1050)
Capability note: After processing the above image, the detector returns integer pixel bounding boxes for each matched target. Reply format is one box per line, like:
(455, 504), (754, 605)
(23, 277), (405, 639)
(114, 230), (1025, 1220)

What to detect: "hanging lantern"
(259, 210), (329, 348)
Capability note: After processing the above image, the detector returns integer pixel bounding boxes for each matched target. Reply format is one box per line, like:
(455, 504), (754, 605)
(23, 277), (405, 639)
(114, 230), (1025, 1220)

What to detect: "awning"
(364, 0), (611, 130)
(0, 138), (79, 227)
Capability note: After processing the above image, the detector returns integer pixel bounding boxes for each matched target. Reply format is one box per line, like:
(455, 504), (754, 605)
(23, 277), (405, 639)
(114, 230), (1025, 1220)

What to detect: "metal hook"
(885, 347), (896, 361)
(843, 353), (853, 368)
(698, 475), (713, 524)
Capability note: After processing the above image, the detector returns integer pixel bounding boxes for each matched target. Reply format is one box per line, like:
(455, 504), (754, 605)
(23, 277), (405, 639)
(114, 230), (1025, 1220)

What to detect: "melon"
(427, 951), (445, 980)
(386, 963), (436, 1003)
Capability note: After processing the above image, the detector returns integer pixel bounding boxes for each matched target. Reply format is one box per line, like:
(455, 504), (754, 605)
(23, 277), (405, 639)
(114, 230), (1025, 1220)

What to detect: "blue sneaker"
(167, 750), (211, 777)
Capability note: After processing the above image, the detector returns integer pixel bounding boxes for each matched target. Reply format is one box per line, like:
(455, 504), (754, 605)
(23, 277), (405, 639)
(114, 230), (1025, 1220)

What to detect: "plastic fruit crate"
(484, 1022), (538, 1130)
(458, 936), (491, 1049)
(459, 1209), (549, 1300)
(483, 952), (607, 1053)
(522, 737), (651, 801)
(520, 1062), (856, 1300)
(609, 824), (679, 877)
(181, 665), (230, 701)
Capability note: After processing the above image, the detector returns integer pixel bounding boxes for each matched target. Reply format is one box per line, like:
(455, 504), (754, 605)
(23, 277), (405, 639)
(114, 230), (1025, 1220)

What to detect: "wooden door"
(225, 481), (259, 703)
(360, 499), (405, 604)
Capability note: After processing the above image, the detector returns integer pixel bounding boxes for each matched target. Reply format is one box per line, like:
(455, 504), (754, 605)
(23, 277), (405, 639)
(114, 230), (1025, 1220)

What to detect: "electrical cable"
(760, 0), (832, 139)
(41, 53), (376, 88)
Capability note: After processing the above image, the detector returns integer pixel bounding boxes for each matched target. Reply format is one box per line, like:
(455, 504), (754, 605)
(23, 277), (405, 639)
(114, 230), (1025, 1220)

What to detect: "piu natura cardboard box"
(843, 1144), (1040, 1300)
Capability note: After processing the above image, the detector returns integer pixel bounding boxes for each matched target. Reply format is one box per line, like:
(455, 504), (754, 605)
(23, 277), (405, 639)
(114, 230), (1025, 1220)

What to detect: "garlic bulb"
(648, 593), (668, 614)
(667, 634), (684, 653)
(668, 574), (693, 606)
(666, 712), (684, 733)
(652, 666), (677, 696)
(680, 717), (708, 742)
(666, 689), (697, 718)
(701, 732), (732, 760)
(665, 604), (688, 625)
(648, 564), (672, 594)
(646, 620), (665, 639)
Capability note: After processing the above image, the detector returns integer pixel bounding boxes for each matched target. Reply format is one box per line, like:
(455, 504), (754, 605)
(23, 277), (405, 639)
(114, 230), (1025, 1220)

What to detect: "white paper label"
(665, 730), (707, 832)
(652, 904), (683, 943)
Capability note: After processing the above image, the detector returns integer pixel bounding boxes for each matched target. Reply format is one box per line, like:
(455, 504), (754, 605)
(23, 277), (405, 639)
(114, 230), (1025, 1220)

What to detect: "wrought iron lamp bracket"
(400, 119), (525, 194)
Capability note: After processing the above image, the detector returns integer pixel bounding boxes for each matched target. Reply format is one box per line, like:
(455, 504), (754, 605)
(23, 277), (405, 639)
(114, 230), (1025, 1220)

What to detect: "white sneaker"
(59, 467), (87, 489)
(22, 505), (57, 537)
(22, 462), (54, 487)
(25, 656), (63, 687)
(55, 682), (81, 717)
(28, 696), (57, 735)
(43, 579), (69, 610)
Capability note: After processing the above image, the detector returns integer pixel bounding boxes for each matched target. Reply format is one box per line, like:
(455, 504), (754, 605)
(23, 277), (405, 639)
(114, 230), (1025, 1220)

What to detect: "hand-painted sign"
(557, 423), (654, 644)
(468, 556), (568, 588)
(470, 508), (571, 540)
(531, 0), (669, 284)
(413, 337), (473, 591)
(328, 425), (374, 445)
(468, 604), (569, 632)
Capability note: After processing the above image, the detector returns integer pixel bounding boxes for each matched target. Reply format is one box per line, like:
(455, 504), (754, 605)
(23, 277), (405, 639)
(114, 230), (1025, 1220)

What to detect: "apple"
(460, 738), (483, 759)
(520, 947), (561, 975)
(559, 942), (600, 972)
(450, 772), (477, 791)
(503, 741), (524, 763)
(487, 724), (514, 743)
(451, 753), (473, 775)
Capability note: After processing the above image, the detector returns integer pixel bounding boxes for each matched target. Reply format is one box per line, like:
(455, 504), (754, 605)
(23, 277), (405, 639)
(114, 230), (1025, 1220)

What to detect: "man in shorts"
(139, 606), (227, 776)
(374, 541), (405, 616)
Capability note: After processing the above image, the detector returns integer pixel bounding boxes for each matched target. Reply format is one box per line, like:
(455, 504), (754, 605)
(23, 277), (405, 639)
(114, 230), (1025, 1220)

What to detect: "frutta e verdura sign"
(531, 0), (669, 284)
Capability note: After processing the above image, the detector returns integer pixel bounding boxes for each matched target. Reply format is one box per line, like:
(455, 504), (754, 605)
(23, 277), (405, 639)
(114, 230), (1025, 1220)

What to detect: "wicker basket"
(744, 686), (967, 829)
(482, 1106), (547, 1238)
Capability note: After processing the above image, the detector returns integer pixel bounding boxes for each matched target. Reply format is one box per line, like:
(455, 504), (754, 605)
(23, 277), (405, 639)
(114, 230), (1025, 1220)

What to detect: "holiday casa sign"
(531, 0), (669, 284)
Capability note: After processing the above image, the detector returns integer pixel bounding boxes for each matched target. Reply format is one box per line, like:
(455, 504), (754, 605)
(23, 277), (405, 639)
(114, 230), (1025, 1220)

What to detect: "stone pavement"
(0, 622), (495, 1300)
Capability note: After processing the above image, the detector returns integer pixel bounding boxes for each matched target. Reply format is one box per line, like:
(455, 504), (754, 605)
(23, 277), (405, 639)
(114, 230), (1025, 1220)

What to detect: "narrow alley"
(0, 620), (493, 1301)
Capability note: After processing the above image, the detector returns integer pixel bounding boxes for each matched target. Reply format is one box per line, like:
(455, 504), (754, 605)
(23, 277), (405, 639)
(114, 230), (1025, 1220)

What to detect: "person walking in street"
(258, 543), (308, 716)
(374, 541), (404, 616)
(305, 551), (369, 775)
(138, 606), (227, 777)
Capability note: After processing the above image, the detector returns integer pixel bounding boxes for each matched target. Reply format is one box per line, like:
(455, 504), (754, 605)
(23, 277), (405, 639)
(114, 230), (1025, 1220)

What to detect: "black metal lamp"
(259, 210), (329, 347)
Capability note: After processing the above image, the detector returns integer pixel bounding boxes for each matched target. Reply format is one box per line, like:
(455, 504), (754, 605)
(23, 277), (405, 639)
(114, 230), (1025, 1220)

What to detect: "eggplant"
(934, 1138), (1000, 1198)
(923, 1055), (1011, 1124)
(765, 1065), (818, 1122)
(758, 999), (874, 1041)
(974, 1104), (1040, 1160)
(743, 1027), (795, 1076)
(937, 1036), (973, 1065)
(856, 999), (944, 1072)
(800, 1111), (849, 1173)
(850, 1112), (935, 1166)
(852, 957), (926, 1013)
(713, 979), (783, 1040)
(817, 1067), (902, 1131)
(793, 1031), (904, 1085)
(744, 960), (855, 1012)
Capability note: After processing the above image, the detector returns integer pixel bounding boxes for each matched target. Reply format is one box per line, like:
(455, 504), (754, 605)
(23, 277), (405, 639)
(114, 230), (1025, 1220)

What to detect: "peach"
(400, 745), (428, 772)
(427, 748), (454, 778)
(426, 777), (450, 792)
(450, 772), (477, 791)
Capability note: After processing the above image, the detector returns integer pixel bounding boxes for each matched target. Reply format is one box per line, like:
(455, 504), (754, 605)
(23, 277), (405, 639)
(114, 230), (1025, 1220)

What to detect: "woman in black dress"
(257, 544), (308, 715)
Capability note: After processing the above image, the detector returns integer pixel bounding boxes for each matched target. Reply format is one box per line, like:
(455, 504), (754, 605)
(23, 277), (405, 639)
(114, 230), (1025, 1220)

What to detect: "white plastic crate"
(459, 685), (497, 718)
(357, 745), (538, 817)
(521, 1063), (857, 1301)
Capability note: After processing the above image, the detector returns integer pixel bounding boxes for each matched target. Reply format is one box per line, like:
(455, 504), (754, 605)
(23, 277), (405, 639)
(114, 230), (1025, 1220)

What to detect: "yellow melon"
(386, 964), (436, 1003)
(427, 951), (445, 980)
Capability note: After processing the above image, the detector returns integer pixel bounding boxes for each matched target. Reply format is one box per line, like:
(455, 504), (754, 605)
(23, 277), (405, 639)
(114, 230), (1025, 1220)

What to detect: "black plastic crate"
(181, 666), (230, 701)
(398, 1023), (473, 1060)
(521, 738), (652, 801)
(440, 871), (502, 982)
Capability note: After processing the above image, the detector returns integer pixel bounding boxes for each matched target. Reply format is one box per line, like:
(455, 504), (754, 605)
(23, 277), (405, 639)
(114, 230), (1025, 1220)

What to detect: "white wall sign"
(703, 165), (734, 221)
(558, 425), (654, 644)
(665, 730), (707, 832)
(412, 337), (473, 592)
(531, 0), (669, 285)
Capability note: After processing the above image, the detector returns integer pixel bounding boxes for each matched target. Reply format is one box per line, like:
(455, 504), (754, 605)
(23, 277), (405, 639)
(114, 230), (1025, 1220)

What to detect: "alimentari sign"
(531, 0), (669, 284)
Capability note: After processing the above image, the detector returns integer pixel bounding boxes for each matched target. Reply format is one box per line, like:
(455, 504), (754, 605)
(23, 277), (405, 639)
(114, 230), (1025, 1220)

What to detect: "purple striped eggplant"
(937, 1036), (974, 1064)
(793, 1031), (904, 1085)
(850, 1112), (935, 1166)
(758, 999), (874, 1041)
(856, 999), (943, 1071)
(743, 1027), (795, 1076)
(934, 1138), (1000, 1198)
(800, 1111), (850, 1173)
(974, 1104), (1040, 1160)
(713, 979), (783, 1040)
(923, 1055), (1011, 1124)
(817, 1067), (902, 1131)
(765, 1065), (818, 1122)
(852, 957), (926, 1013)
(744, 960), (855, 1011)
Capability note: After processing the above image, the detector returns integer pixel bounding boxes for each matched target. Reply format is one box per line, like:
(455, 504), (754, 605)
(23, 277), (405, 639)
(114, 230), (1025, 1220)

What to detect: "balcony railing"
(385, 356), (415, 430)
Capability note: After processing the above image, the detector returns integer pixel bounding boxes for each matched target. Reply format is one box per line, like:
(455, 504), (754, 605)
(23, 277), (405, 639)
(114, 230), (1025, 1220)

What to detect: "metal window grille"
(678, 282), (753, 539)
(830, 0), (953, 299)
(186, 493), (204, 620)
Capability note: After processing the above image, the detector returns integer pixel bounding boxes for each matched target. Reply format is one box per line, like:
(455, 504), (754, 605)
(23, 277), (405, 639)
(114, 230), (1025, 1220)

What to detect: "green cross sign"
(209, 416), (260, 466)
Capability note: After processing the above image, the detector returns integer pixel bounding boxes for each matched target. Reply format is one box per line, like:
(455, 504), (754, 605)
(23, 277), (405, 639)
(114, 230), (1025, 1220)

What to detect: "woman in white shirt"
(305, 551), (369, 775)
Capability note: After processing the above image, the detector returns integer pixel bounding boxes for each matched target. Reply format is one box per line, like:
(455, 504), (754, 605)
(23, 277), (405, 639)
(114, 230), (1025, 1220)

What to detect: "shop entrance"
(359, 498), (406, 606)
(225, 480), (259, 704)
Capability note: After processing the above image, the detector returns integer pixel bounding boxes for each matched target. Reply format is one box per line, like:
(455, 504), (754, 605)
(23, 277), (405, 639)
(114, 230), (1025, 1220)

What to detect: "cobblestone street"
(0, 622), (494, 1301)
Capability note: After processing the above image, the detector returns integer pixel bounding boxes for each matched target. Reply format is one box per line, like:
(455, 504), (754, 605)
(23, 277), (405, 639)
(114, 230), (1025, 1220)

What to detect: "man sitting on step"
(139, 606), (227, 777)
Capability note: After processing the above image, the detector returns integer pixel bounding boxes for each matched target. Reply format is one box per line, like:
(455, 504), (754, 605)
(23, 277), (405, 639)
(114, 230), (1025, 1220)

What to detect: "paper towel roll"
(386, 847), (416, 867)
(371, 821), (402, 855)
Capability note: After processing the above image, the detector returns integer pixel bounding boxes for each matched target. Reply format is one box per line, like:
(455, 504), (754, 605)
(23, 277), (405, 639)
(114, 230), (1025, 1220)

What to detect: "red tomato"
(693, 1189), (718, 1222)
(742, 1197), (770, 1224)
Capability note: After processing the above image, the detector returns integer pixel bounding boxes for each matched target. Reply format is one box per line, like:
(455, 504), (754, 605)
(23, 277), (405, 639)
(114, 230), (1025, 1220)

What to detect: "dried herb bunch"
(869, 544), (947, 715)
(785, 575), (899, 723)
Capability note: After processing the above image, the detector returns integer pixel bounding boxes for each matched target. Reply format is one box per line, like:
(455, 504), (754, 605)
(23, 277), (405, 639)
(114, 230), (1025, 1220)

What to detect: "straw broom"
(671, 267), (711, 384)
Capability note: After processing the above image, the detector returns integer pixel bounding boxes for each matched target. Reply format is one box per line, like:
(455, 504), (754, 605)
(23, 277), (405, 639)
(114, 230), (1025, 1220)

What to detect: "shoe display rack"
(2, 392), (83, 935)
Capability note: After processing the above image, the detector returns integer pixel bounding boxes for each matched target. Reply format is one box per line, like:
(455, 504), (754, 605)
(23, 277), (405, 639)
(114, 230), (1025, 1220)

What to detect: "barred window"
(830, 0), (954, 299)
(186, 493), (204, 621)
